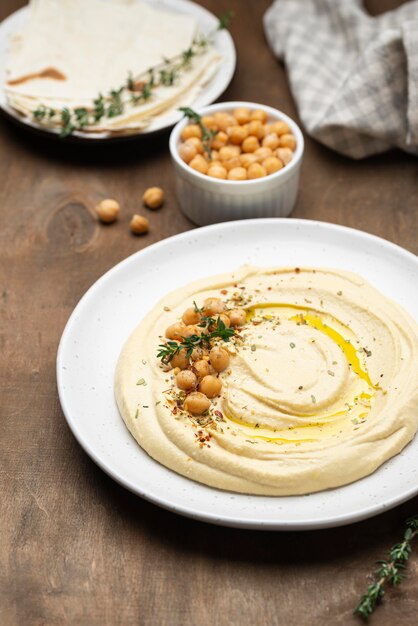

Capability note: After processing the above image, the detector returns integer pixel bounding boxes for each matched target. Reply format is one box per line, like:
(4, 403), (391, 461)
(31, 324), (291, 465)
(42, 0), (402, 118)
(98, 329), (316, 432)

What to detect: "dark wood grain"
(1, 1), (417, 625)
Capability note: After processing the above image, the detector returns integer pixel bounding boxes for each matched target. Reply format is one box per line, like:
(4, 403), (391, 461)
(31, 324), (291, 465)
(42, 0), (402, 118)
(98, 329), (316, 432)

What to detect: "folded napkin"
(264, 0), (418, 158)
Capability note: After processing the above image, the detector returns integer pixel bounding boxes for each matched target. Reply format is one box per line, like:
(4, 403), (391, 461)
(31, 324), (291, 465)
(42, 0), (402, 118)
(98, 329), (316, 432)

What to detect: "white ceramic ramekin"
(169, 101), (304, 226)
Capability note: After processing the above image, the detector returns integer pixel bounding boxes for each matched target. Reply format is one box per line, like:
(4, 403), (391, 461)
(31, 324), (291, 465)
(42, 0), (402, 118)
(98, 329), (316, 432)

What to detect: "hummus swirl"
(115, 266), (418, 495)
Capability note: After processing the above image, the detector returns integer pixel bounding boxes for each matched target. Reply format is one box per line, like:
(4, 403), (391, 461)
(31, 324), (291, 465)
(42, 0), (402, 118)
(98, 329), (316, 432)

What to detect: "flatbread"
(4, 0), (222, 134)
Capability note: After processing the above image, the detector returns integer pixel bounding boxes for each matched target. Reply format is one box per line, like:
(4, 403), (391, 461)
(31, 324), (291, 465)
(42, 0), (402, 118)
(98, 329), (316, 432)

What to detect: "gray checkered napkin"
(264, 0), (418, 158)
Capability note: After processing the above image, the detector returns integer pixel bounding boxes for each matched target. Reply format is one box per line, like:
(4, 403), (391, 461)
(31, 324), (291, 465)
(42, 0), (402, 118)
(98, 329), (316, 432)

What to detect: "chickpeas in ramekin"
(179, 107), (296, 182)
(169, 101), (304, 226)
(178, 107), (296, 182)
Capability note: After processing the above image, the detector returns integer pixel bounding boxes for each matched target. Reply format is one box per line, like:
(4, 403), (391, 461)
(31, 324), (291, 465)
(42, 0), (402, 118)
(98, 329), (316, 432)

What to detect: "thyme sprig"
(178, 106), (217, 157)
(217, 10), (234, 30)
(157, 315), (234, 364)
(354, 514), (418, 620)
(31, 11), (233, 137)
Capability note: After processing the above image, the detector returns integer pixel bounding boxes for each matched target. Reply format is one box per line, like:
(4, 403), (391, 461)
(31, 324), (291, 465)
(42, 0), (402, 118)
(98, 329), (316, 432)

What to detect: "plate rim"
(0, 0), (236, 141)
(57, 218), (418, 530)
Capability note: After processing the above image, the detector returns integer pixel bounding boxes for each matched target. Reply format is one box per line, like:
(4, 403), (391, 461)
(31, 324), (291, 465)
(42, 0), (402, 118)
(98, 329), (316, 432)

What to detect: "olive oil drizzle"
(223, 303), (377, 445)
(297, 312), (375, 388)
(247, 303), (376, 389)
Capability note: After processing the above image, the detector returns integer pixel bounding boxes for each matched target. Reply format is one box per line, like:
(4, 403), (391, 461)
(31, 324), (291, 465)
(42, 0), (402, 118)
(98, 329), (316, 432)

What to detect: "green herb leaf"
(157, 312), (235, 364)
(218, 10), (234, 30)
(93, 94), (105, 122)
(179, 106), (216, 158)
(60, 107), (75, 137)
(74, 107), (89, 128)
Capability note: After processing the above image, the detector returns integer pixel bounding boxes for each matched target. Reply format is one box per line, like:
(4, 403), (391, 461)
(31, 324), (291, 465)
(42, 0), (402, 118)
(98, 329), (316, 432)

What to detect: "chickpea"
(212, 313), (231, 329)
(240, 153), (259, 168)
(233, 107), (251, 125)
(199, 375), (222, 398)
(250, 109), (268, 123)
(204, 297), (226, 316)
(222, 157), (241, 172)
(95, 199), (120, 224)
(165, 322), (186, 341)
(170, 348), (190, 370)
(247, 163), (267, 179)
(262, 133), (280, 151)
(263, 156), (283, 174)
(247, 120), (265, 140)
(211, 149), (220, 161)
(280, 133), (297, 150)
(181, 325), (202, 338)
(214, 112), (235, 131)
(176, 369), (197, 391)
(276, 147), (294, 165)
(220, 312), (231, 327)
(228, 167), (247, 181)
(229, 308), (247, 326)
(209, 346), (230, 372)
(242, 136), (260, 153)
(229, 145), (242, 157)
(191, 347), (205, 361)
(182, 307), (201, 325)
(184, 391), (211, 415)
(219, 145), (241, 161)
(192, 359), (211, 379)
(130, 214), (149, 235)
(178, 142), (197, 164)
(185, 137), (204, 154)
(228, 125), (249, 145)
(211, 131), (228, 151)
(201, 115), (218, 130)
(189, 156), (209, 174)
(143, 187), (164, 210)
(207, 164), (227, 179)
(271, 120), (290, 136)
(181, 124), (202, 141)
(263, 123), (273, 135)
(254, 147), (273, 162)
(209, 160), (223, 169)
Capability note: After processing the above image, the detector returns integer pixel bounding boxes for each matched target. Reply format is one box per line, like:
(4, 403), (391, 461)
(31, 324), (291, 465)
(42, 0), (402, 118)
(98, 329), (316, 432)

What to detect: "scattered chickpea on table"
(143, 187), (164, 210)
(95, 198), (120, 223)
(94, 185), (164, 235)
(130, 214), (150, 235)
(178, 108), (296, 181)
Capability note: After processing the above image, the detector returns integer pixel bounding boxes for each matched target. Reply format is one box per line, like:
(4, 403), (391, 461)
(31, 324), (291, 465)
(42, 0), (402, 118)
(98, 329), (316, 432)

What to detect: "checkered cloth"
(264, 0), (418, 158)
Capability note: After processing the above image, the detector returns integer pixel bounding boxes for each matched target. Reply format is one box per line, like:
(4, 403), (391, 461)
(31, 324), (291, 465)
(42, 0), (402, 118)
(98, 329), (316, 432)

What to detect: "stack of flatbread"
(5, 0), (222, 135)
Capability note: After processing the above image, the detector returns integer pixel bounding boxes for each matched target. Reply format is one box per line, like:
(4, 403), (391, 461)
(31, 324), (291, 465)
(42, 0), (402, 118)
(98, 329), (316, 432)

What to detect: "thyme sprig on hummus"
(156, 296), (246, 415)
(157, 315), (234, 364)
(31, 11), (233, 137)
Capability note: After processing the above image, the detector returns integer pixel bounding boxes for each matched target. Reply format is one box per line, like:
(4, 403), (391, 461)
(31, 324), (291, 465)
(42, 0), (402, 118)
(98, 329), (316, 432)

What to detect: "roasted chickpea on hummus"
(114, 266), (418, 495)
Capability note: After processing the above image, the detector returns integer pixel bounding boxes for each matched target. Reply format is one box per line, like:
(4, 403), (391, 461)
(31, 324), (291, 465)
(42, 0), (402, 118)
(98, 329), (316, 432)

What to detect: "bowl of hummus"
(115, 265), (418, 496)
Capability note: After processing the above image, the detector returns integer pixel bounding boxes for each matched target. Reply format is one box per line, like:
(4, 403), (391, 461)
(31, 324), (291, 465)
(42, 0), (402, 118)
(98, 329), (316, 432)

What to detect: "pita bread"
(5, 0), (222, 134)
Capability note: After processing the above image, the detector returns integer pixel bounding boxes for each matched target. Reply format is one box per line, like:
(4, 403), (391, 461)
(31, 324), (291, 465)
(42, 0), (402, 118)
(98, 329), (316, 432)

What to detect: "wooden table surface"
(1, 1), (417, 624)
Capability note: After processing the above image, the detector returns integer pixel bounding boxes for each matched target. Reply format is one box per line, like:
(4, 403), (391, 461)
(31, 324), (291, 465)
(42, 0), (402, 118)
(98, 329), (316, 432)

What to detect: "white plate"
(57, 219), (418, 530)
(0, 0), (235, 140)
